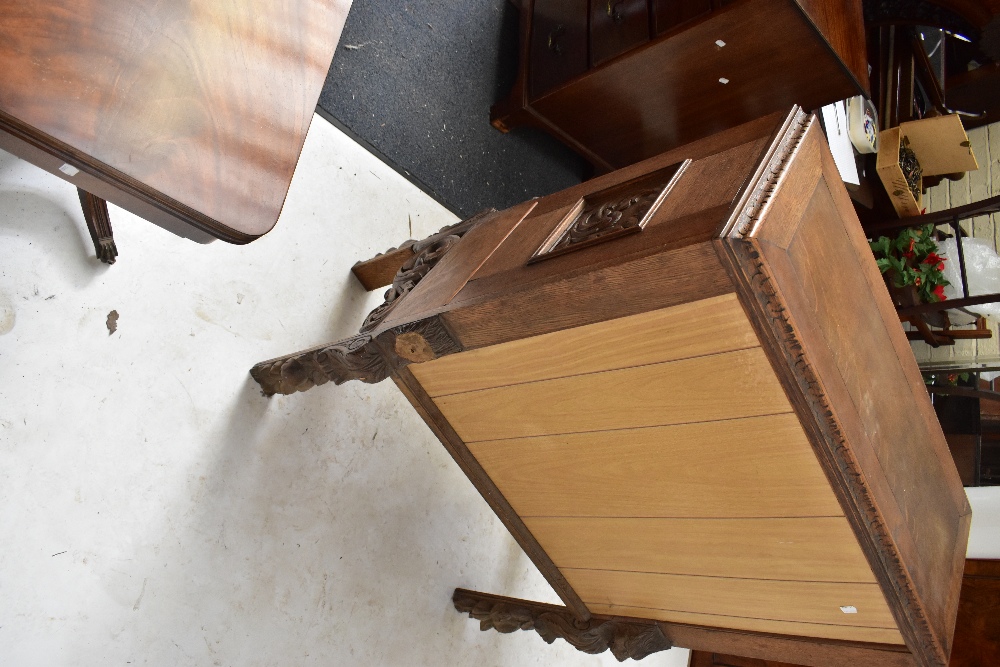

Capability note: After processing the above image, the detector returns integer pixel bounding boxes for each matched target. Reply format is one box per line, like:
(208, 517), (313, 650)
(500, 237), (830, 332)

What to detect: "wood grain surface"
(639, 606), (906, 646)
(669, 624), (915, 667)
(459, 136), (770, 299)
(717, 111), (971, 667)
(950, 559), (1000, 667)
(776, 172), (969, 653)
(524, 516), (877, 584)
(0, 0), (350, 240)
(436, 346), (788, 442)
(571, 569), (898, 631)
(379, 202), (536, 328)
(412, 293), (758, 396)
(466, 413), (843, 519)
(444, 242), (735, 349)
(527, 0), (866, 168)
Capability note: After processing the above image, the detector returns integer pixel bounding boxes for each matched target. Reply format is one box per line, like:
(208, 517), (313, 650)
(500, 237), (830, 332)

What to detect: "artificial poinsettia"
(869, 224), (950, 303)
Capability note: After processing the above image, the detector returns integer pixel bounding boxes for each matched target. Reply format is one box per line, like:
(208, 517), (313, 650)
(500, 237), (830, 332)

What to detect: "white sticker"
(840, 605), (858, 614)
(715, 39), (727, 48)
(718, 77), (730, 85)
(59, 164), (80, 177)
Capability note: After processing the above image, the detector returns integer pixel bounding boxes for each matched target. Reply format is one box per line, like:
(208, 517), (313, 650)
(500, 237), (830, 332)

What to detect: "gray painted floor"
(319, 0), (591, 218)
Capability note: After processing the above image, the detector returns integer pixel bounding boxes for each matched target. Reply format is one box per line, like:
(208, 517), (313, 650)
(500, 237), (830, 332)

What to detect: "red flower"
(903, 238), (916, 259)
(914, 276), (922, 286)
(923, 252), (944, 265)
(933, 284), (947, 301)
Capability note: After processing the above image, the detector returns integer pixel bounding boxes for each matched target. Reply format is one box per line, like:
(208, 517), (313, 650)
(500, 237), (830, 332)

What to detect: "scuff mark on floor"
(132, 578), (147, 611)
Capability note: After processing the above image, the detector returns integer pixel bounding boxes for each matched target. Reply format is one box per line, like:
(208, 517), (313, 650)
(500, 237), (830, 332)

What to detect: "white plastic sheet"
(940, 236), (1000, 319)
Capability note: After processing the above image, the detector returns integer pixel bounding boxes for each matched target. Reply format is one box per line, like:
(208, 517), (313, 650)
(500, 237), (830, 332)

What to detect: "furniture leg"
(452, 588), (672, 662)
(77, 188), (117, 264)
(489, 0), (533, 134)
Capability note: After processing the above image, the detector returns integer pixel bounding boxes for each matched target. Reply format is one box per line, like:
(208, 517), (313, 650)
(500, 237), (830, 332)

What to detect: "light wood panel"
(412, 294), (758, 397)
(587, 604), (906, 645)
(568, 569), (899, 630)
(523, 517), (876, 583)
(436, 347), (789, 442)
(467, 413), (844, 518)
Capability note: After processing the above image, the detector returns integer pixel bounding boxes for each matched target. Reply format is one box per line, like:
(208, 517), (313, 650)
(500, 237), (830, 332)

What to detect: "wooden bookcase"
(251, 108), (969, 667)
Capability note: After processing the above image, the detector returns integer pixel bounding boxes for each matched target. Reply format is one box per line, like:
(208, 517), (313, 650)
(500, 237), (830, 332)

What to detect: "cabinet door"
(652, 0), (713, 35)
(530, 0), (589, 99)
(590, 0), (650, 67)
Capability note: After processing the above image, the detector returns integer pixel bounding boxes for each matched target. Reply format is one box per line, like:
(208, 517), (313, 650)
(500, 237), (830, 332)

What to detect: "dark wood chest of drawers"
(496, 0), (869, 172)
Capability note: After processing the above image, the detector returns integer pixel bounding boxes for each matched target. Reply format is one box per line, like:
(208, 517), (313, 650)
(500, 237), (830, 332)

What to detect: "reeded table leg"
(77, 188), (117, 264)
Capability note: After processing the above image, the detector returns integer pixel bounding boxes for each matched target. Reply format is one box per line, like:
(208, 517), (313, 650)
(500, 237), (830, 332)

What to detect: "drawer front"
(652, 0), (713, 35)
(530, 0), (589, 99)
(590, 0), (650, 66)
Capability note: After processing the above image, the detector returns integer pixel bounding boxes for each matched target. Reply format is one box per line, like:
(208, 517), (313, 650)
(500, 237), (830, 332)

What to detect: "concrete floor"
(0, 117), (691, 666)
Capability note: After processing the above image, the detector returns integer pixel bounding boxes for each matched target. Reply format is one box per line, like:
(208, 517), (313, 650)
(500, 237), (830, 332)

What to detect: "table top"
(0, 0), (351, 242)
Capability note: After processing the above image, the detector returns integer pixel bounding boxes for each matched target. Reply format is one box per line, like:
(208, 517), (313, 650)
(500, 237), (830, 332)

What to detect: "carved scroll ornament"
(453, 589), (672, 662)
(249, 214), (492, 396)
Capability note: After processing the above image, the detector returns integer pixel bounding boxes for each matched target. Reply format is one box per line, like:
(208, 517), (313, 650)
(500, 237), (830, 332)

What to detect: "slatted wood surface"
(411, 294), (902, 643)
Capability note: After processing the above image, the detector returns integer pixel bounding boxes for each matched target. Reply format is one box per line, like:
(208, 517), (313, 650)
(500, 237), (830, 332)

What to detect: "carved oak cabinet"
(251, 108), (970, 667)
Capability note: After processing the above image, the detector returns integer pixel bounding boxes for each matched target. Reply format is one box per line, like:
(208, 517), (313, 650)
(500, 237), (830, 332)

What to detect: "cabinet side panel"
(615, 605), (906, 645)
(720, 118), (970, 667)
(413, 297), (901, 645)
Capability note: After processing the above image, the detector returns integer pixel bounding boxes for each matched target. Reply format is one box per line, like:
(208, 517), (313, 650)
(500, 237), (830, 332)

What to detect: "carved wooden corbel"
(452, 589), (672, 662)
(250, 213), (491, 396)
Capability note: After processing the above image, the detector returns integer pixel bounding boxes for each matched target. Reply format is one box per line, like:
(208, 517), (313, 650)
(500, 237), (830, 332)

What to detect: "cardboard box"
(876, 114), (979, 217)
